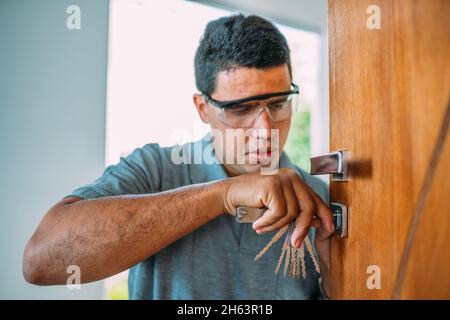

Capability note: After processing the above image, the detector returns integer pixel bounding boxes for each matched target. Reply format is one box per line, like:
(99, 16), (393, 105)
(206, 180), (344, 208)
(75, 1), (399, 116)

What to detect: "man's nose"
(253, 108), (273, 131)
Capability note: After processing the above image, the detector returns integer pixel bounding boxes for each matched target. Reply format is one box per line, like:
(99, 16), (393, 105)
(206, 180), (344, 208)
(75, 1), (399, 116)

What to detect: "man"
(23, 14), (334, 299)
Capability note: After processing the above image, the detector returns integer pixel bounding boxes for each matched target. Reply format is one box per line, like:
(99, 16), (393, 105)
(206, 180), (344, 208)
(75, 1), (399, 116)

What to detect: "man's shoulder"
(134, 140), (199, 161)
(120, 142), (162, 165)
(126, 142), (182, 167)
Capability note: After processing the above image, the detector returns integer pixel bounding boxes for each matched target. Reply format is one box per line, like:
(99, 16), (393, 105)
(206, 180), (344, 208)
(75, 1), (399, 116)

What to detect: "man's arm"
(23, 168), (333, 286)
(23, 180), (229, 285)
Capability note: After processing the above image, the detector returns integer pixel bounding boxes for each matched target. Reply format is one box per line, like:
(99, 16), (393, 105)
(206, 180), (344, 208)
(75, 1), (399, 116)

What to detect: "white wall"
(0, 0), (109, 299)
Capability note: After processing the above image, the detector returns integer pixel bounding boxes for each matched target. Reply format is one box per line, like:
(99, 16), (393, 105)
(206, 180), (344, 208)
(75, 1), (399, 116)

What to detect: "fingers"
(252, 180), (287, 230)
(311, 217), (322, 229)
(288, 174), (316, 247)
(307, 185), (334, 233)
(249, 169), (334, 249)
(292, 185), (334, 247)
(316, 227), (334, 242)
(291, 214), (312, 247)
(253, 181), (299, 233)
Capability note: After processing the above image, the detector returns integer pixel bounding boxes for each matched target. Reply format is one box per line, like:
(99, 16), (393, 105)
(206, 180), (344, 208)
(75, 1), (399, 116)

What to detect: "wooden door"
(328, 0), (450, 299)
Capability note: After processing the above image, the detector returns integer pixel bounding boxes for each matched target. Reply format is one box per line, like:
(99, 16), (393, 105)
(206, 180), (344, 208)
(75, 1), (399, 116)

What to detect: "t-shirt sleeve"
(66, 143), (162, 200)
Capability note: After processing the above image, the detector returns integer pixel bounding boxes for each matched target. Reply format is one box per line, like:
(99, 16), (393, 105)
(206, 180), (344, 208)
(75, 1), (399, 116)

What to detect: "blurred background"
(0, 0), (328, 299)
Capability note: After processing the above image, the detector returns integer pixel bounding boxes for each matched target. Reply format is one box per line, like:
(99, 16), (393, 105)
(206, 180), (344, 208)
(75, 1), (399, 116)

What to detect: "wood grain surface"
(328, 0), (450, 299)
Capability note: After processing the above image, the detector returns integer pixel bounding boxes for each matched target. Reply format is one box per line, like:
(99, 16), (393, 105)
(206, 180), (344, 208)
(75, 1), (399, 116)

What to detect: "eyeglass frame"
(201, 83), (300, 110)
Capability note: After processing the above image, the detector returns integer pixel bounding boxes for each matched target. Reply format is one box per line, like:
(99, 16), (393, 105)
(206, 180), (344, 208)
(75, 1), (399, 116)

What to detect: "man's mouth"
(257, 149), (272, 157)
(245, 148), (274, 162)
(246, 147), (271, 155)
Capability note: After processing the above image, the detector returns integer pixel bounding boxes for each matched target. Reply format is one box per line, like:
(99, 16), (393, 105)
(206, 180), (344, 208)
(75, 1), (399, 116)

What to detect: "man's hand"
(223, 167), (334, 248)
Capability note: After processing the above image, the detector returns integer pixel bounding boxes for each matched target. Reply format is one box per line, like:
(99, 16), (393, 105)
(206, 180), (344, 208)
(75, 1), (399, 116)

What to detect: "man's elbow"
(22, 241), (46, 285)
(23, 198), (80, 285)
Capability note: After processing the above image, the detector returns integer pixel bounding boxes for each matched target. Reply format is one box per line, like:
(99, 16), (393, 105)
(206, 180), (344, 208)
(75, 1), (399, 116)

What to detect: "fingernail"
(295, 239), (302, 248)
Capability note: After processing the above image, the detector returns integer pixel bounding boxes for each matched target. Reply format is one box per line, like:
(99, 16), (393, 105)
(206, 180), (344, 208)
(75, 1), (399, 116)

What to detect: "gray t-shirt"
(67, 134), (329, 299)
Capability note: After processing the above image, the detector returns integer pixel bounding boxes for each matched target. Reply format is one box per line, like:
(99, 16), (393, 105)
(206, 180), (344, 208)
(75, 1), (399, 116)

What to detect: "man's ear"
(193, 94), (209, 124)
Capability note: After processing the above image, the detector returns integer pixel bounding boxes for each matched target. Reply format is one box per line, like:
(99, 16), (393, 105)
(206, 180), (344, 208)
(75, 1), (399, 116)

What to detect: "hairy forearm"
(23, 179), (229, 285)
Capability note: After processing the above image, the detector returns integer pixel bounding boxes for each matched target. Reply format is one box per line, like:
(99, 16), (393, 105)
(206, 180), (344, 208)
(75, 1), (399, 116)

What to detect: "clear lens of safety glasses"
(217, 93), (298, 128)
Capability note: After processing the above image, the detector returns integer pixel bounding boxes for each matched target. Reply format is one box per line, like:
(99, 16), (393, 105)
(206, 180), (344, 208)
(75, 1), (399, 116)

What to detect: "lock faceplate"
(236, 204), (348, 238)
(331, 202), (348, 237)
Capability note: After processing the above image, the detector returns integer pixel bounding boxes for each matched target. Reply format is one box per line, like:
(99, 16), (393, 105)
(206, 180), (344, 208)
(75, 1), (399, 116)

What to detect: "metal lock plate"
(235, 204), (348, 238)
(235, 207), (266, 223)
(331, 202), (348, 237)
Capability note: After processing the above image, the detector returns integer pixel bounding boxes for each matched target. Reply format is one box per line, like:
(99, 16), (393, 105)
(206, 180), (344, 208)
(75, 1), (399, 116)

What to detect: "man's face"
(194, 64), (292, 176)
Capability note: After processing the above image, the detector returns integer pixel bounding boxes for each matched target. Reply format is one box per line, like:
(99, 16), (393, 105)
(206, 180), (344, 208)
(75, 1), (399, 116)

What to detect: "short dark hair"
(194, 14), (292, 95)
